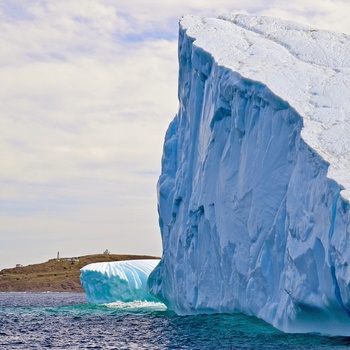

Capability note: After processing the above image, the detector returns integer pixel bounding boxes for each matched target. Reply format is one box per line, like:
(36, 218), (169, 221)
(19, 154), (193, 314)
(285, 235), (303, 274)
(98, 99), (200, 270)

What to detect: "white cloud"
(0, 36), (178, 184)
(0, 0), (349, 269)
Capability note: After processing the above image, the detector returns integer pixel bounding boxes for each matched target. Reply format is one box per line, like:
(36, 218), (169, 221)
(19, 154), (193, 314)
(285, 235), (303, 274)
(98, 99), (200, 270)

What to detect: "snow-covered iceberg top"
(80, 259), (160, 304)
(181, 14), (350, 201)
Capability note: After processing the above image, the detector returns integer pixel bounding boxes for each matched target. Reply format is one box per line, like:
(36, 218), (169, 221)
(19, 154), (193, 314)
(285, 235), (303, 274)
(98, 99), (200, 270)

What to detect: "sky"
(1, 0), (350, 270)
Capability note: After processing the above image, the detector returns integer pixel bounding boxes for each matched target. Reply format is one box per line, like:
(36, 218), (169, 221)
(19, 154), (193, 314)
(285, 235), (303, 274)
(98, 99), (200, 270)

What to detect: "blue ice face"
(148, 14), (350, 336)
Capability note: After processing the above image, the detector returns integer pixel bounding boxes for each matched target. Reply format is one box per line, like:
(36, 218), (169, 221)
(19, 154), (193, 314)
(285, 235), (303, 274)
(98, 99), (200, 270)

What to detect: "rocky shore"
(0, 254), (159, 292)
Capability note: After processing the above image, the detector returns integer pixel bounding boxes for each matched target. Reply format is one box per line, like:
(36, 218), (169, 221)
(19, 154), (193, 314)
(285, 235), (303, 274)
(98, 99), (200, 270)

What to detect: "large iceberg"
(148, 14), (350, 335)
(80, 260), (160, 304)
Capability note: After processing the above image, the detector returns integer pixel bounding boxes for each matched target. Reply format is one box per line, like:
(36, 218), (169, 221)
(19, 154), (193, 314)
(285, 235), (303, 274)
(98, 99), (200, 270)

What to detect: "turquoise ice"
(80, 260), (160, 304)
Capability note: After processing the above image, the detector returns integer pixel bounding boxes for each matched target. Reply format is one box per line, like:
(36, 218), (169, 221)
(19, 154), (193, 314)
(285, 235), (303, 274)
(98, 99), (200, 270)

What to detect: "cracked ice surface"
(148, 15), (350, 335)
(80, 260), (160, 304)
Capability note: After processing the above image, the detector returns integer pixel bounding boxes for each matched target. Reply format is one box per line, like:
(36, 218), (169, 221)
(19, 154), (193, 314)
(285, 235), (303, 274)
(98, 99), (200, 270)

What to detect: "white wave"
(104, 300), (167, 312)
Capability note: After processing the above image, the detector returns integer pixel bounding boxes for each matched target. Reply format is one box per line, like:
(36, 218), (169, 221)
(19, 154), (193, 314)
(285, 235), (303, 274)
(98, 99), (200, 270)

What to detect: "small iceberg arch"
(80, 259), (160, 304)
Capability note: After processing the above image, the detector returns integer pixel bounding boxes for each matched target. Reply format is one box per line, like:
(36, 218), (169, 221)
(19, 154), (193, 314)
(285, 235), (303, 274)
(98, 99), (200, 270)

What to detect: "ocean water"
(1, 293), (350, 349)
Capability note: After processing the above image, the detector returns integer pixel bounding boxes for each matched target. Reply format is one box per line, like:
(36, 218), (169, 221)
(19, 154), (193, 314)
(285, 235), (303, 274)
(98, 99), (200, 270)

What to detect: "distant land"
(0, 254), (160, 293)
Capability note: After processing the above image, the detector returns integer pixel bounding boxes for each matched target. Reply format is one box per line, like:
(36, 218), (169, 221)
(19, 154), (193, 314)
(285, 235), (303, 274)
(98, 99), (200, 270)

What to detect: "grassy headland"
(0, 254), (160, 292)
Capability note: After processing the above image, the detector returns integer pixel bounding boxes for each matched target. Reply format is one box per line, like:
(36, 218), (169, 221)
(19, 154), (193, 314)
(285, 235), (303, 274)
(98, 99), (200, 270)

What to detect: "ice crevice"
(147, 14), (350, 336)
(328, 191), (350, 318)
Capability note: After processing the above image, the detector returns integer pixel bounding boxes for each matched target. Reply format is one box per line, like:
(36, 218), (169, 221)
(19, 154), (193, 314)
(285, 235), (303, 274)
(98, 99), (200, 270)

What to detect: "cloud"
(0, 0), (349, 269)
(256, 0), (350, 33)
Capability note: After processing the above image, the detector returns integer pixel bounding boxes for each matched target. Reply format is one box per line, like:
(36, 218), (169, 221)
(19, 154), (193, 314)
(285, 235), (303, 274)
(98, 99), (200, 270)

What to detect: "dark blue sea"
(1, 292), (350, 349)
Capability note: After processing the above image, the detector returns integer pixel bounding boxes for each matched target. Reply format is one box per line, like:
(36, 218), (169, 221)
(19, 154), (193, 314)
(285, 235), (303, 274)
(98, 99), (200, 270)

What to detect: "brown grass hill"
(0, 254), (160, 292)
